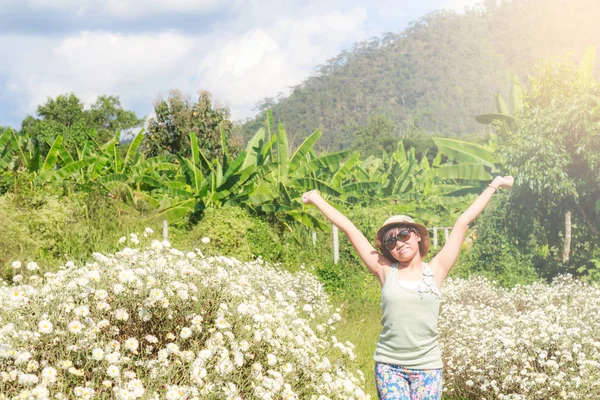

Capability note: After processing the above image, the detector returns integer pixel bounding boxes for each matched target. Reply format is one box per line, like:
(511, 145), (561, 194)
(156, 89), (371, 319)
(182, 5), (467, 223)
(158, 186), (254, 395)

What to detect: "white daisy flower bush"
(440, 275), (600, 399)
(0, 233), (369, 400)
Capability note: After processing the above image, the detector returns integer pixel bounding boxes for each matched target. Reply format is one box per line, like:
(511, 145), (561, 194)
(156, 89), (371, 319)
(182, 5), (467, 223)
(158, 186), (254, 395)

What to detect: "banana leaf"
(289, 129), (322, 171)
(434, 163), (492, 181)
(289, 178), (341, 196)
(331, 151), (360, 187)
(242, 128), (265, 169)
(285, 210), (330, 231)
(433, 137), (496, 167)
(277, 122), (289, 182)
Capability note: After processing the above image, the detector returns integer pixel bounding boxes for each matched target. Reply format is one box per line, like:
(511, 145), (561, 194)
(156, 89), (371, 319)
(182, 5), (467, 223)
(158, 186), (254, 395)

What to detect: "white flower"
(41, 367), (58, 383)
(106, 365), (120, 378)
(267, 353), (277, 366)
(180, 327), (192, 339)
(115, 309), (129, 321)
(113, 284), (125, 295)
(215, 316), (230, 329)
(73, 306), (90, 317)
(68, 320), (83, 334)
(105, 352), (120, 364)
(118, 236), (127, 244)
(124, 338), (139, 352)
(38, 319), (53, 334)
(145, 335), (158, 343)
(11, 260), (21, 269)
(26, 261), (38, 271)
(201, 237), (211, 244)
(92, 348), (105, 361)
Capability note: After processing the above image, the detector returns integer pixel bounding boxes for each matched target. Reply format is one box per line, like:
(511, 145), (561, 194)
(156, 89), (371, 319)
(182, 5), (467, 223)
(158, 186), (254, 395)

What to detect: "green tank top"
(374, 262), (443, 369)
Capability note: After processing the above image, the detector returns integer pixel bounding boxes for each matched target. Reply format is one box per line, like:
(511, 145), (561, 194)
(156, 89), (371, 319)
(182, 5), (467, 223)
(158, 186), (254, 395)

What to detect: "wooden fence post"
(433, 227), (438, 249)
(163, 220), (169, 241)
(563, 211), (571, 263)
(312, 231), (317, 248)
(333, 225), (339, 264)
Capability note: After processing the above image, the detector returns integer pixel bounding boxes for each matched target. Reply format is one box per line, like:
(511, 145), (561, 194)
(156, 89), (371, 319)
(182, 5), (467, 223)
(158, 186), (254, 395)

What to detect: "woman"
(301, 175), (514, 400)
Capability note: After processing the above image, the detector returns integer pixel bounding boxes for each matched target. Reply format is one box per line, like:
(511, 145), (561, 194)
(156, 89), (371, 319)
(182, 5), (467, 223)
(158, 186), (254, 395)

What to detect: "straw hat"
(374, 215), (430, 257)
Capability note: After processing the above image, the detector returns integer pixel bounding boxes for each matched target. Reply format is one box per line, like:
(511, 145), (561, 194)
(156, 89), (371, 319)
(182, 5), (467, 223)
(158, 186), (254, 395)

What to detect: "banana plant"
(475, 73), (524, 126)
(156, 129), (276, 222)
(93, 131), (179, 207)
(0, 129), (88, 188)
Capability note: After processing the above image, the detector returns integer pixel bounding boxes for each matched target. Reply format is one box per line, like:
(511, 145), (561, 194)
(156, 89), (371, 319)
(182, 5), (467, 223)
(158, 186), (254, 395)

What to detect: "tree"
(486, 57), (600, 278)
(351, 113), (398, 158)
(20, 93), (143, 155)
(87, 95), (143, 144)
(143, 90), (238, 161)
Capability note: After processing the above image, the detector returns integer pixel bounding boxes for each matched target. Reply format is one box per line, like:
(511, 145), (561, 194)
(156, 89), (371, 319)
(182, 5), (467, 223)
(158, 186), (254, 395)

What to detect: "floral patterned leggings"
(375, 362), (443, 400)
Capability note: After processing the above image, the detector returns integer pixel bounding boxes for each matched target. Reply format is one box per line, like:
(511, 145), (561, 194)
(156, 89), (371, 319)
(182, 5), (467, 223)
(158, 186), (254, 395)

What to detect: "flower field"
(440, 276), (600, 399)
(0, 234), (367, 399)
(2, 233), (600, 399)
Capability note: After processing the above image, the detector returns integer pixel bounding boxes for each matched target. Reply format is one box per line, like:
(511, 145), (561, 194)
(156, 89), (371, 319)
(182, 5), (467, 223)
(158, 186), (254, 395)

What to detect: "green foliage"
(243, 0), (600, 150)
(452, 193), (540, 287)
(143, 90), (239, 160)
(175, 207), (281, 262)
(350, 112), (398, 158)
(20, 93), (143, 155)
(0, 190), (161, 281)
(496, 57), (600, 276)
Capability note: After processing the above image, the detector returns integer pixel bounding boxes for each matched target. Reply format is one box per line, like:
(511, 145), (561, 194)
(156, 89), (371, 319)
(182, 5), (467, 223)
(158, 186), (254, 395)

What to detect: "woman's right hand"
(301, 189), (320, 205)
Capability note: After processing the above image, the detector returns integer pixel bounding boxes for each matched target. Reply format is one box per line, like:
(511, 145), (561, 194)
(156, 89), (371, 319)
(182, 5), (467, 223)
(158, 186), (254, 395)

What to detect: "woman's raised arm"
(430, 176), (514, 286)
(302, 190), (391, 285)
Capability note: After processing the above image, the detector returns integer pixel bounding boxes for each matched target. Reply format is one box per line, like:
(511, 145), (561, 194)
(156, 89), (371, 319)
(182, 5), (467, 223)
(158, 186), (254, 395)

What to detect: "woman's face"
(382, 226), (421, 262)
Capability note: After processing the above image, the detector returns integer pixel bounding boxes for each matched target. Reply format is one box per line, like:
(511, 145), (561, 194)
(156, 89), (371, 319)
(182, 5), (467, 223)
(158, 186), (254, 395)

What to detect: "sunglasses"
(382, 229), (414, 250)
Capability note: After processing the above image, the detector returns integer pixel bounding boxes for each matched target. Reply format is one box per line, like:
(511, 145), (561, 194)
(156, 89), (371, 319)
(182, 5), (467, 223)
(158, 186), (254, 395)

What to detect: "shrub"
(452, 193), (540, 287)
(440, 275), (600, 399)
(0, 237), (369, 399)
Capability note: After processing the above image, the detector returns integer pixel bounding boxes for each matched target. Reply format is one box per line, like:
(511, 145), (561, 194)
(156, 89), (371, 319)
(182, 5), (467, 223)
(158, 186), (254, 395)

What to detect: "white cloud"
(2, 31), (197, 113)
(0, 0), (227, 17)
(441, 0), (483, 13)
(0, 0), (474, 126)
(194, 7), (368, 119)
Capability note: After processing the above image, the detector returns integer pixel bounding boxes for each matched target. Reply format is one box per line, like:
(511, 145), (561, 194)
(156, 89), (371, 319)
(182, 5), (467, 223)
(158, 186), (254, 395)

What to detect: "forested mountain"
(241, 0), (600, 152)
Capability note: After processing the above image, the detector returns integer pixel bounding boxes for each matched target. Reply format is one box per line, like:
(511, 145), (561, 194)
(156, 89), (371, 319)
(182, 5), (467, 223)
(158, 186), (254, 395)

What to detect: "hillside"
(242, 0), (600, 151)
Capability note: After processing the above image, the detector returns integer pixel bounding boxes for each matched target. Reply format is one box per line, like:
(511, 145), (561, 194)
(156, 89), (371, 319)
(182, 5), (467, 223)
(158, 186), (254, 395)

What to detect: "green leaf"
(495, 93), (509, 115)
(475, 113), (516, 125)
(579, 45), (596, 81)
(242, 128), (265, 169)
(296, 150), (352, 177)
(55, 142), (75, 165)
(289, 129), (322, 171)
(331, 152), (360, 187)
(289, 178), (341, 196)
(434, 163), (492, 180)
(277, 122), (290, 183)
(156, 198), (197, 222)
(285, 210), (330, 231)
(40, 135), (64, 174)
(341, 181), (380, 193)
(56, 158), (95, 178)
(433, 137), (496, 167)
(122, 132), (144, 173)
(509, 74), (524, 117)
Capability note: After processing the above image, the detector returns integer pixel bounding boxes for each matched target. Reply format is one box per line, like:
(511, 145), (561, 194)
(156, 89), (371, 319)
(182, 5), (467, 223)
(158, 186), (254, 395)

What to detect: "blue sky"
(0, 0), (482, 128)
